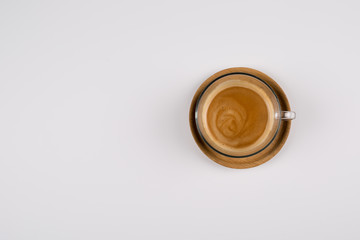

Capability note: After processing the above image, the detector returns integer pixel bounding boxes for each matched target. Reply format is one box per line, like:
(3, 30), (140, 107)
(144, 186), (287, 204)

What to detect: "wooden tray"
(189, 67), (292, 169)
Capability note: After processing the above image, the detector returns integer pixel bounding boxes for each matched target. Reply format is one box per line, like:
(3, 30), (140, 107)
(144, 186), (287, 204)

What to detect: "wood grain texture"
(189, 67), (292, 169)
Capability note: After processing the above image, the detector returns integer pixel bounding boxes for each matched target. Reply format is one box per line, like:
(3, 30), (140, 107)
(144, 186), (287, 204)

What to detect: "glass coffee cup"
(195, 72), (295, 158)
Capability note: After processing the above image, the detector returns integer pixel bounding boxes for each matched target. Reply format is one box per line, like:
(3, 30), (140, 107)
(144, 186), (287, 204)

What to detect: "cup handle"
(275, 111), (296, 120)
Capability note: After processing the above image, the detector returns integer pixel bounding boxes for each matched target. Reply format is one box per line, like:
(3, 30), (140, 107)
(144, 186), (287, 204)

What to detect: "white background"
(1, 0), (360, 239)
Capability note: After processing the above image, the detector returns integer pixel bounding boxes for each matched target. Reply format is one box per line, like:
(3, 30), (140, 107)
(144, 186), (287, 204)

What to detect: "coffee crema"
(207, 86), (268, 148)
(196, 74), (279, 157)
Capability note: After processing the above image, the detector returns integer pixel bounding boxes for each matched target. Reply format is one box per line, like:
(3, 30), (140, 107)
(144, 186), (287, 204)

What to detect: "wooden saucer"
(189, 67), (292, 169)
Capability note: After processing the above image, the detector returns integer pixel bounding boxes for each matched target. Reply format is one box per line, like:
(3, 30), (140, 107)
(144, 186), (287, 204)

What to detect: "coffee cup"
(195, 71), (295, 158)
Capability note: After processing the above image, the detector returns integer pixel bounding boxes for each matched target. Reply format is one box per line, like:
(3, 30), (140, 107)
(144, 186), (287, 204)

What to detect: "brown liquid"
(207, 87), (268, 149)
(197, 75), (278, 156)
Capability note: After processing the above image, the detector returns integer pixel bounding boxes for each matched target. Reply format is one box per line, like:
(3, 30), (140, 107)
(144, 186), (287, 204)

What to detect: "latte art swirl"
(215, 103), (247, 138)
(206, 87), (269, 149)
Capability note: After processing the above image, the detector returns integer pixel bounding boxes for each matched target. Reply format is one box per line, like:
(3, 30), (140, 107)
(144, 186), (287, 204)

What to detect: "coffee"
(196, 74), (279, 157)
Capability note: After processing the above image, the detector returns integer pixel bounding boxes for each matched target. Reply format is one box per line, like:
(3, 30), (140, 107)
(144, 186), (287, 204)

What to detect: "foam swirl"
(215, 105), (247, 138)
(206, 87), (269, 149)
(208, 97), (248, 145)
